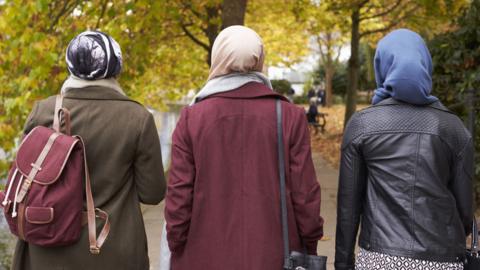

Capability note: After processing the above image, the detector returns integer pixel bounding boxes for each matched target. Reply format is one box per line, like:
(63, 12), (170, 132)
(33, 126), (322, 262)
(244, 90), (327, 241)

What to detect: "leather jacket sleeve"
(449, 138), (474, 235)
(335, 119), (367, 270)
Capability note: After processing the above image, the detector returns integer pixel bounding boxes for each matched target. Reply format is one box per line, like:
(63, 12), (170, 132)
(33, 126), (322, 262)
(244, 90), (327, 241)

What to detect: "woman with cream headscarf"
(164, 26), (324, 269)
(12, 31), (166, 270)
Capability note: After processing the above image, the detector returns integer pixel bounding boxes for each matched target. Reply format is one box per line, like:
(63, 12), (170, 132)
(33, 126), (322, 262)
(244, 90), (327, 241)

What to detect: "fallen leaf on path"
(320, 236), (332, 241)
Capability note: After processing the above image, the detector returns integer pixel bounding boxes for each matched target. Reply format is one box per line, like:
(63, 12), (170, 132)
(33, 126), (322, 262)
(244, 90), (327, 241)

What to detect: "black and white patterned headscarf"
(66, 31), (122, 80)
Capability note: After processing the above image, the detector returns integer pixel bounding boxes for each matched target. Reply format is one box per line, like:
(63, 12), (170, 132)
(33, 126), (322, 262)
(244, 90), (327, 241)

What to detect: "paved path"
(143, 151), (339, 270)
(313, 151), (339, 270)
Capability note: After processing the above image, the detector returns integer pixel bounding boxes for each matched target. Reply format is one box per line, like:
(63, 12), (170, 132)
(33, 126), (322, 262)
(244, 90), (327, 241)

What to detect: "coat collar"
(374, 97), (451, 114)
(201, 82), (289, 102)
(63, 86), (136, 103)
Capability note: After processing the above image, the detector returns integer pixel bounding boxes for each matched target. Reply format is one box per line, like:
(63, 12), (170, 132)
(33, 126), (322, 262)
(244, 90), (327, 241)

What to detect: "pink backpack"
(0, 95), (110, 254)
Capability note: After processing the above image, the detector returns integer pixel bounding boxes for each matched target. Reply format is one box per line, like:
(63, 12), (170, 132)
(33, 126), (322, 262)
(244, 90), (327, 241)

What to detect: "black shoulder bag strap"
(472, 216), (478, 254)
(276, 99), (291, 269)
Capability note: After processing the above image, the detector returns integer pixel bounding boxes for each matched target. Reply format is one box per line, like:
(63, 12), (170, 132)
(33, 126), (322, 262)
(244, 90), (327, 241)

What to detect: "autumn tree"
(0, 0), (207, 174)
(296, 0), (348, 107)
(246, 0), (310, 67)
(172, 0), (309, 68)
(326, 0), (469, 128)
(170, 0), (247, 66)
(430, 0), (480, 204)
(0, 0), (309, 175)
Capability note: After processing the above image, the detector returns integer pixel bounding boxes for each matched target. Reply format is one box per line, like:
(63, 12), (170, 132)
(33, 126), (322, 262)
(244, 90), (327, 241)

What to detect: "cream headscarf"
(208, 25), (265, 80)
(191, 25), (271, 105)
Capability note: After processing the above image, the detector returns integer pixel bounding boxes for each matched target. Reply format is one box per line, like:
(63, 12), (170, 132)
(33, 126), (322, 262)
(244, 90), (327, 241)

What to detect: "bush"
(429, 0), (480, 206)
(333, 95), (345, 105)
(293, 95), (309, 104)
(271, 79), (294, 96)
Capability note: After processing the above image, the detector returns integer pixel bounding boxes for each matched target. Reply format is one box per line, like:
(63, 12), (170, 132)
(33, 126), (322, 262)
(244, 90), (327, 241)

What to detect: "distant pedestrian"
(307, 88), (316, 99)
(335, 29), (473, 270)
(317, 89), (326, 106)
(306, 97), (319, 124)
(11, 31), (166, 270)
(165, 25), (324, 270)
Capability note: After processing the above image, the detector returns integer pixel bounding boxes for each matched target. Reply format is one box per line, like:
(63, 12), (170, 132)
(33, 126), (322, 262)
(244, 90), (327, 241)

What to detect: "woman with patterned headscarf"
(335, 29), (473, 270)
(164, 25), (324, 269)
(62, 30), (124, 93)
(11, 31), (166, 270)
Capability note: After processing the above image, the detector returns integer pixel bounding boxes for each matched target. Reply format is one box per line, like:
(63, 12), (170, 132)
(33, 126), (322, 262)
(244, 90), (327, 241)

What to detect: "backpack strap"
(276, 99), (292, 269)
(77, 136), (111, 255)
(53, 95), (71, 135)
(52, 95), (63, 132)
(53, 96), (110, 254)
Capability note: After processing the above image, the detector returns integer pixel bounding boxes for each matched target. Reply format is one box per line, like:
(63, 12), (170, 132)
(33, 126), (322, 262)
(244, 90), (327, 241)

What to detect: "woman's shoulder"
(280, 100), (306, 117)
(343, 100), (471, 149)
(32, 93), (152, 125)
(36, 95), (57, 109)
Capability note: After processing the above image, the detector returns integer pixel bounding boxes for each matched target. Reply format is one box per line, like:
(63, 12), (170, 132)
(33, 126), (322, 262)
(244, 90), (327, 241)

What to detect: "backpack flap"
(16, 126), (79, 185)
(13, 126), (79, 203)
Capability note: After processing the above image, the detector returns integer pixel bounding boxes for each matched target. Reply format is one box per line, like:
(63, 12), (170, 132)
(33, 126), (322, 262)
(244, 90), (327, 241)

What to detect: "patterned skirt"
(355, 248), (464, 270)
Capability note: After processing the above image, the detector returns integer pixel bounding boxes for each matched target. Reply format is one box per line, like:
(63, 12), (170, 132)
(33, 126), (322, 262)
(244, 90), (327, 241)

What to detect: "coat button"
(365, 243), (371, 250)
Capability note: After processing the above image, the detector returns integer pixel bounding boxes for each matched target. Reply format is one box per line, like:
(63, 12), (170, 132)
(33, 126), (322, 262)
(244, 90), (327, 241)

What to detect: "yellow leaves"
(0, 0), (317, 176)
(0, 122), (16, 151)
(247, 0), (310, 66)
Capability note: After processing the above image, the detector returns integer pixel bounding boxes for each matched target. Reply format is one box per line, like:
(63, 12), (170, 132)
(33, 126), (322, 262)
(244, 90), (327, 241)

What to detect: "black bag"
(276, 100), (327, 270)
(465, 217), (480, 270)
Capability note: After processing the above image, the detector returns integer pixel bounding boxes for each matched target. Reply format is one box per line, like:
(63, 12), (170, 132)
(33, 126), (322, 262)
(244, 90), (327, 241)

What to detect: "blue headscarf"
(372, 29), (438, 105)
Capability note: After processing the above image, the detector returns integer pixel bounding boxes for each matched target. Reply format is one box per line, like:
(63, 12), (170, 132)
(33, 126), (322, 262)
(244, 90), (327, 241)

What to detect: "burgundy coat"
(165, 82), (323, 270)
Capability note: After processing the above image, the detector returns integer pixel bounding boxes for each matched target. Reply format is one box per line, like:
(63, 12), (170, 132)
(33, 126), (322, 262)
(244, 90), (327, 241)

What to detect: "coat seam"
(411, 133), (421, 251)
(345, 130), (458, 158)
(134, 112), (150, 158)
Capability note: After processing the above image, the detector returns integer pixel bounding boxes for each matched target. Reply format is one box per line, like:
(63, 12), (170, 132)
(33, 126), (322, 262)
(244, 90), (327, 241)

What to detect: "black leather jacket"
(335, 98), (474, 270)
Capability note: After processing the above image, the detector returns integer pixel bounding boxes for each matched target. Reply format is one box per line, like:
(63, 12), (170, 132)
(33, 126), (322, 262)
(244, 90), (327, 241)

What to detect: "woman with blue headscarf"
(335, 29), (473, 270)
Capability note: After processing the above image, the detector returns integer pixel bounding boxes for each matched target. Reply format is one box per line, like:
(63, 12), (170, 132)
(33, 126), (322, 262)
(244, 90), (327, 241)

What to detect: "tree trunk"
(205, 6), (221, 66)
(344, 7), (360, 128)
(204, 0), (247, 66)
(324, 62), (334, 107)
(221, 0), (247, 29)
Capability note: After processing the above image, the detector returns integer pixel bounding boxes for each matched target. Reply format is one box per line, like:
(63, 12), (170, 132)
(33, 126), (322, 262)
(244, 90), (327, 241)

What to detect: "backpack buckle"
(30, 163), (42, 171)
(89, 247), (100, 255)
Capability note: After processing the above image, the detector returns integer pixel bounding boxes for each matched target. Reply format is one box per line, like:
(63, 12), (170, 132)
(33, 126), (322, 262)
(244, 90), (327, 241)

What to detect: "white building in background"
(267, 35), (351, 97)
(268, 49), (319, 96)
(268, 67), (309, 96)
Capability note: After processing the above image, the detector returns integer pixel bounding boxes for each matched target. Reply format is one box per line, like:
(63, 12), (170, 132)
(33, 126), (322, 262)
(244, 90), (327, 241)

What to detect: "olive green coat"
(12, 86), (166, 270)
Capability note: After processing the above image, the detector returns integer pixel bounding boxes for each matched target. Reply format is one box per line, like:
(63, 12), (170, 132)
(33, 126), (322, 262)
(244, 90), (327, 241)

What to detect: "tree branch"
(358, 0), (370, 8)
(329, 0), (369, 12)
(316, 36), (328, 64)
(48, 0), (80, 32)
(180, 23), (210, 52)
(335, 44), (343, 63)
(360, 4), (420, 37)
(362, 2), (375, 15)
(180, 1), (204, 20)
(359, 0), (403, 21)
(95, 0), (109, 29)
